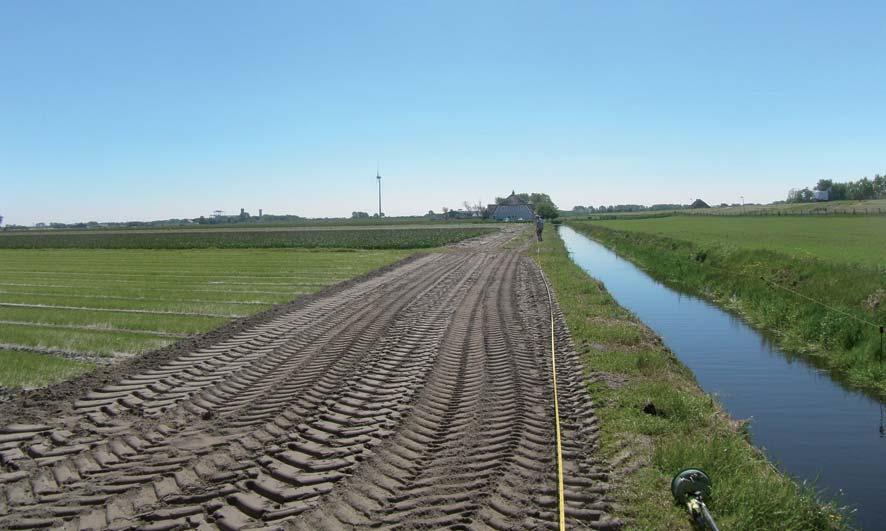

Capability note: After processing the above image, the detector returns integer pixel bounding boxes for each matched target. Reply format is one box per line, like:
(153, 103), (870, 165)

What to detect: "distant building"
(445, 209), (481, 220)
(813, 190), (829, 201)
(487, 191), (535, 221)
(690, 199), (710, 209)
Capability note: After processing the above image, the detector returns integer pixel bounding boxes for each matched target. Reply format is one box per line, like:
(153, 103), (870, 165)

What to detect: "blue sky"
(2, 1), (884, 224)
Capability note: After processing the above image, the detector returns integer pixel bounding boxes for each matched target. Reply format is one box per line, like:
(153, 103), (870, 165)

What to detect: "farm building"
(814, 190), (829, 201)
(486, 191), (535, 221)
(445, 209), (482, 220)
(690, 199), (710, 209)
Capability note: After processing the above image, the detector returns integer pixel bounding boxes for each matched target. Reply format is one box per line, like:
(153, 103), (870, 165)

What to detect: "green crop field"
(573, 199), (886, 220)
(0, 226), (495, 249)
(0, 248), (411, 388)
(592, 215), (886, 267)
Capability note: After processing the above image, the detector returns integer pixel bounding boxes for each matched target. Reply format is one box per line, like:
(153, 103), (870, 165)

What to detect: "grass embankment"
(574, 218), (886, 396)
(533, 226), (844, 530)
(0, 248), (411, 387)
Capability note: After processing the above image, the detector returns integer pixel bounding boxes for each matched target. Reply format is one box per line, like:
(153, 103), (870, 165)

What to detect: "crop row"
(0, 227), (494, 249)
(0, 248), (411, 387)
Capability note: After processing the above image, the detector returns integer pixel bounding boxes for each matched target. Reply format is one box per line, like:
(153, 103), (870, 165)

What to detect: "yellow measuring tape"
(542, 272), (567, 530)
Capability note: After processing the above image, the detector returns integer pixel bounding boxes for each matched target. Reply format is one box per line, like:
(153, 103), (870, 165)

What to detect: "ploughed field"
(0, 249), (410, 388)
(0, 228), (616, 529)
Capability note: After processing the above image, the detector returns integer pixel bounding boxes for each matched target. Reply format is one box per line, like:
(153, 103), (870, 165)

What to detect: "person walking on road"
(535, 215), (544, 242)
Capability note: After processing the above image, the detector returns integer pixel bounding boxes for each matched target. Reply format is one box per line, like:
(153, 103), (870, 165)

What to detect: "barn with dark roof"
(486, 191), (535, 221)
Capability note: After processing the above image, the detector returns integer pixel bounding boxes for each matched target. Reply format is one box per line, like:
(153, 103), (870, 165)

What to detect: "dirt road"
(0, 229), (618, 530)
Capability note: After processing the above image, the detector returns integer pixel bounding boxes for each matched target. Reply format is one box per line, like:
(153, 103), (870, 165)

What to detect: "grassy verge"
(0, 350), (94, 389)
(533, 225), (844, 530)
(570, 220), (886, 397)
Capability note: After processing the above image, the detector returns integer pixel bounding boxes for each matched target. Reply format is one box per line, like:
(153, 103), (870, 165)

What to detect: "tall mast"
(376, 163), (382, 217)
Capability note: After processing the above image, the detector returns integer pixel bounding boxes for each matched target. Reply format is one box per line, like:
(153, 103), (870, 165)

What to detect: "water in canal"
(559, 225), (885, 529)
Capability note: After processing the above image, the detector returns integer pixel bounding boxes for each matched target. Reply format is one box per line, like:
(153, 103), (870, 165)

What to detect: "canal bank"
(557, 225), (886, 529)
(533, 225), (844, 530)
(570, 219), (886, 398)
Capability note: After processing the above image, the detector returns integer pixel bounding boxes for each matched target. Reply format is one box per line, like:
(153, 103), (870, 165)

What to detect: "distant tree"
(786, 188), (803, 203)
(442, 207), (449, 214)
(815, 179), (833, 191)
(351, 211), (370, 219)
(571, 205), (588, 213)
(0, 215), (3, 226)
(851, 177), (876, 200)
(528, 193), (553, 206)
(427, 210), (435, 216)
(800, 188), (813, 202)
(829, 182), (848, 200)
(535, 202), (559, 219)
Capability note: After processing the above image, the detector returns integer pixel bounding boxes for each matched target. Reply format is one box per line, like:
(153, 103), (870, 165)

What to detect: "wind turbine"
(376, 163), (382, 217)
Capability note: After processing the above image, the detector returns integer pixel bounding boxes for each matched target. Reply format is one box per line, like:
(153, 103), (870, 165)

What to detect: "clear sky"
(2, 1), (885, 225)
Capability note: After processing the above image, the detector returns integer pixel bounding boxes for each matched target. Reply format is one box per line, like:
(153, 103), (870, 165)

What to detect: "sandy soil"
(0, 228), (618, 530)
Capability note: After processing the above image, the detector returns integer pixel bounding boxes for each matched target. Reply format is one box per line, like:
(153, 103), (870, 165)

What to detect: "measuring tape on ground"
(541, 271), (567, 530)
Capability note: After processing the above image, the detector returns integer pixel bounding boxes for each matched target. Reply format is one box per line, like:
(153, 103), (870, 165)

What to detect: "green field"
(571, 199), (886, 222)
(570, 217), (886, 396)
(0, 350), (94, 388)
(0, 226), (495, 249)
(0, 248), (411, 387)
(593, 216), (886, 267)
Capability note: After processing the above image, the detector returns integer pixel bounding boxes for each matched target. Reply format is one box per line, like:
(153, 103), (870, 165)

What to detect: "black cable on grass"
(757, 275), (884, 362)
(757, 275), (880, 329)
(685, 255), (884, 362)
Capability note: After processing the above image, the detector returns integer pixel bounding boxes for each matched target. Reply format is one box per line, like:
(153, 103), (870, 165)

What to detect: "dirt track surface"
(0, 229), (618, 530)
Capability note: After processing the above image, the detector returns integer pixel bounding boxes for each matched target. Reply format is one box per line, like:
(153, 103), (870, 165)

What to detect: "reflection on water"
(559, 225), (884, 529)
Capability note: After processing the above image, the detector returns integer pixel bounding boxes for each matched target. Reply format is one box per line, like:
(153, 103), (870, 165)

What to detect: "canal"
(560, 225), (884, 529)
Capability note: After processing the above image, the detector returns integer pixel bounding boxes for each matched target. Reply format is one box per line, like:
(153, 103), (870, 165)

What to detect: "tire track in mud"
(0, 228), (619, 530)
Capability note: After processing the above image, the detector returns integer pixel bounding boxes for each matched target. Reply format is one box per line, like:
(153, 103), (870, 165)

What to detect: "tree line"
(570, 203), (726, 214)
(787, 174), (886, 203)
